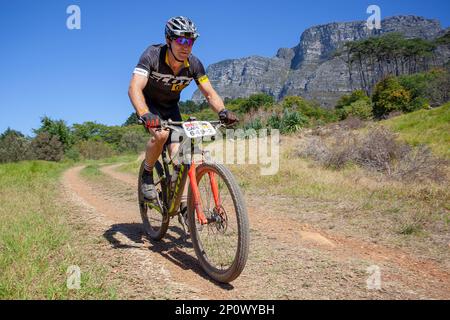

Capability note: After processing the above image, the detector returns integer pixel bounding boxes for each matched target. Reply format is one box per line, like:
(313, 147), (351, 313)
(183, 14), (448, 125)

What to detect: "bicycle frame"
(162, 138), (221, 226)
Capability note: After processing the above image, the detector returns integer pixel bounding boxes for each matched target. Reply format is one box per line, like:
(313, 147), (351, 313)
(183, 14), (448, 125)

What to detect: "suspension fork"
(208, 171), (221, 209)
(188, 163), (209, 225)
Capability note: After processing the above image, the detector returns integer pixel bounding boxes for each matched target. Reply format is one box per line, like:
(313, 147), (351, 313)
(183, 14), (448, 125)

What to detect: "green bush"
(280, 110), (309, 134)
(335, 90), (370, 110)
(282, 96), (337, 123)
(243, 118), (264, 131)
(240, 93), (274, 113)
(342, 99), (373, 120)
(335, 90), (372, 120)
(372, 76), (412, 118)
(267, 113), (281, 130)
(267, 109), (308, 134)
(64, 147), (81, 161)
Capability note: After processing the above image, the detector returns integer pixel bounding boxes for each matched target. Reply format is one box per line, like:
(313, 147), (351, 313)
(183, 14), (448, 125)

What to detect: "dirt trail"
(61, 164), (450, 299)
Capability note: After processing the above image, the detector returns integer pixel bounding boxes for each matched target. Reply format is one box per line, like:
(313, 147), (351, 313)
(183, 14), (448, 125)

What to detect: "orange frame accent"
(188, 163), (222, 225)
(208, 171), (221, 208)
(188, 163), (208, 225)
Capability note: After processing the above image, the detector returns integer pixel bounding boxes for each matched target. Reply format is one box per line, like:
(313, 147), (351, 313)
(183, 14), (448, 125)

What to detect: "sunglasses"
(174, 37), (195, 46)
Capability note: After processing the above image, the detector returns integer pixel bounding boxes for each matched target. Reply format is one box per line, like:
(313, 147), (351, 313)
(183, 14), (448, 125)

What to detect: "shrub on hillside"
(335, 90), (372, 120)
(335, 90), (370, 109)
(393, 145), (448, 183)
(372, 76), (412, 118)
(341, 99), (373, 120)
(298, 126), (447, 182)
(240, 93), (274, 113)
(354, 126), (410, 173)
(398, 68), (450, 108)
(242, 108), (273, 131)
(280, 109), (309, 134)
(267, 109), (309, 134)
(283, 96), (337, 123)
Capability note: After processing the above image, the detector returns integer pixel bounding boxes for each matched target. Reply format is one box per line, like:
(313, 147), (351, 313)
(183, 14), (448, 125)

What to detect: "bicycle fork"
(188, 163), (222, 225)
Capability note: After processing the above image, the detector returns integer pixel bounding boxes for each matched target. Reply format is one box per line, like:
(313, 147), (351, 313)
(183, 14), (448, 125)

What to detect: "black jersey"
(133, 44), (209, 115)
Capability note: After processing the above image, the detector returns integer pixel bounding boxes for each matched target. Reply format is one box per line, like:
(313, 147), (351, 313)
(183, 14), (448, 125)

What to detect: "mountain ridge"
(192, 15), (449, 108)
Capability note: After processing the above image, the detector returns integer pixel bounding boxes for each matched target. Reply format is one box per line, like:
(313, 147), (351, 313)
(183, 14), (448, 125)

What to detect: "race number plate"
(182, 121), (217, 138)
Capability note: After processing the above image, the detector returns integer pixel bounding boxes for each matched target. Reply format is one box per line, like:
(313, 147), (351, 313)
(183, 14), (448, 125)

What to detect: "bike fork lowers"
(188, 163), (222, 225)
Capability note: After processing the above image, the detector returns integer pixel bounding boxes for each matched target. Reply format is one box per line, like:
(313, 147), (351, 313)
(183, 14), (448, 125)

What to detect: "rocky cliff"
(192, 15), (448, 108)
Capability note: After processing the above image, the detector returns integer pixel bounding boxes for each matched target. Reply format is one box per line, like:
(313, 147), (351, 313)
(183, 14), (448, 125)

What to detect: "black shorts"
(148, 104), (182, 146)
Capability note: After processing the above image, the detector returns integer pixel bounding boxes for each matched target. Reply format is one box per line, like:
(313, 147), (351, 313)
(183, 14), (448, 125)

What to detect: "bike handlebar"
(138, 118), (225, 130)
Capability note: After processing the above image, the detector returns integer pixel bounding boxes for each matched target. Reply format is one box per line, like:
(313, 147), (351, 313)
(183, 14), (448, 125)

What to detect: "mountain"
(191, 15), (449, 108)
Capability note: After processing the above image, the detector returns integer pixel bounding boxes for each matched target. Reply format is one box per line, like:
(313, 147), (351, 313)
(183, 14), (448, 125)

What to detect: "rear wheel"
(138, 160), (169, 241)
(187, 162), (249, 283)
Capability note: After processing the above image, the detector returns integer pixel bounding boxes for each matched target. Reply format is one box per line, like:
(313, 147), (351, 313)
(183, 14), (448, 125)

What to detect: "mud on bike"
(137, 118), (249, 283)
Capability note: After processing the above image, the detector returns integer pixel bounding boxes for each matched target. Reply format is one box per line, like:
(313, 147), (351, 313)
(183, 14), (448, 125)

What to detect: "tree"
(118, 129), (148, 153)
(72, 121), (109, 142)
(398, 68), (450, 108)
(33, 116), (74, 151)
(122, 112), (139, 126)
(339, 33), (437, 94)
(30, 132), (64, 162)
(0, 128), (32, 163)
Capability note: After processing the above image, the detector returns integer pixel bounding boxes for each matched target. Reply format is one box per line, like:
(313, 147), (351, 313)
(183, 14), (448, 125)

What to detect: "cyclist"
(128, 16), (238, 209)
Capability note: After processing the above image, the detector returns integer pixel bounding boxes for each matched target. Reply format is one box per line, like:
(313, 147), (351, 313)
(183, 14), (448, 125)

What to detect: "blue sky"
(1, 0), (449, 136)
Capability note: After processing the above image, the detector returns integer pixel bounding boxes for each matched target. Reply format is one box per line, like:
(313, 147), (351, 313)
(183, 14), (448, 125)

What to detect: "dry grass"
(226, 133), (449, 263)
(298, 125), (448, 183)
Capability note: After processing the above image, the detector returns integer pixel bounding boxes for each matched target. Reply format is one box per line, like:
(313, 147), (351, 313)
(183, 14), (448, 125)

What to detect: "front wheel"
(187, 163), (250, 283)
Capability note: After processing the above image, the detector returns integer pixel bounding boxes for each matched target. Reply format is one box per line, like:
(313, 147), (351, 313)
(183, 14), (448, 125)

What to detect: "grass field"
(0, 160), (119, 299)
(383, 102), (450, 158)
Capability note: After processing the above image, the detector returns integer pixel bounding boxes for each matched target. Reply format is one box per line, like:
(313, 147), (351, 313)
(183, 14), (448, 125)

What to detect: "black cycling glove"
(140, 112), (161, 131)
(218, 109), (239, 126)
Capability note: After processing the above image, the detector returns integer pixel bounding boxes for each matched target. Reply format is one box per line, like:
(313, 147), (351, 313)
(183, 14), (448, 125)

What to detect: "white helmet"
(165, 16), (199, 39)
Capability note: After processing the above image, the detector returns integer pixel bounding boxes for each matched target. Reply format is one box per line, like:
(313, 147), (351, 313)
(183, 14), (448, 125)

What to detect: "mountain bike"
(137, 118), (249, 283)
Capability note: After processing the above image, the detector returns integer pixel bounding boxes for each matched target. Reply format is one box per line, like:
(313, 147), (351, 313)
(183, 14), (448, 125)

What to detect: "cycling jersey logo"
(171, 83), (189, 91)
(149, 71), (192, 91)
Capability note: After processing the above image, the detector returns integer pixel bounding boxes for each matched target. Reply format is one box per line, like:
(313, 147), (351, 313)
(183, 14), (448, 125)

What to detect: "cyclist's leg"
(144, 106), (170, 168)
(165, 110), (189, 214)
(142, 107), (170, 199)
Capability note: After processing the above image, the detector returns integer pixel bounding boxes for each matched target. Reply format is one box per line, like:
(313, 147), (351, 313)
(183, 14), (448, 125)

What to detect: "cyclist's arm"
(197, 80), (225, 113)
(128, 74), (150, 117)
